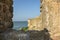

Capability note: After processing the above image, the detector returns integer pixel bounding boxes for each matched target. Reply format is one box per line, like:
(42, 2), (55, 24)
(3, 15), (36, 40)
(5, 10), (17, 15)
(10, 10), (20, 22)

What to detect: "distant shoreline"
(13, 21), (28, 30)
(13, 21), (28, 22)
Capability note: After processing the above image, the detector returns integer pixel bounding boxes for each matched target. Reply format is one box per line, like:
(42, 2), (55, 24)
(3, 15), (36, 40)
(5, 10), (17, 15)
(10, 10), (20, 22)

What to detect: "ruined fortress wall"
(28, 0), (60, 40)
(28, 15), (43, 31)
(42, 0), (60, 39)
(0, 0), (13, 32)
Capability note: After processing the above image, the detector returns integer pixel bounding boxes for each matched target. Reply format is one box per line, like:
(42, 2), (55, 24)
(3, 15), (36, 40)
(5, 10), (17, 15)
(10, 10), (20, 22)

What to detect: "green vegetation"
(19, 27), (28, 32)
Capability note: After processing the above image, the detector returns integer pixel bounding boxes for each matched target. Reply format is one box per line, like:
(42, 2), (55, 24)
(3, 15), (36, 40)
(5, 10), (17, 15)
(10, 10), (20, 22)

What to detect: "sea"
(13, 21), (28, 30)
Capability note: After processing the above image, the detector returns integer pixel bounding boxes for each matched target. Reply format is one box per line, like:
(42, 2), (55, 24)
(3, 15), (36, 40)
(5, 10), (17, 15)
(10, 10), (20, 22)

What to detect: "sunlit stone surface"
(28, 0), (60, 40)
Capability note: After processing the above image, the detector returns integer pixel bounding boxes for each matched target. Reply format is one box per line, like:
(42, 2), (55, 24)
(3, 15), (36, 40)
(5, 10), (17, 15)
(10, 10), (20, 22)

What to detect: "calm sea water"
(13, 21), (28, 29)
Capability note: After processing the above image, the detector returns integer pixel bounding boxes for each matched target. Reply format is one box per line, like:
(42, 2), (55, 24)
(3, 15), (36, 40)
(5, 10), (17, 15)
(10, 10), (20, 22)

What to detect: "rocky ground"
(0, 28), (29, 40)
(0, 28), (52, 40)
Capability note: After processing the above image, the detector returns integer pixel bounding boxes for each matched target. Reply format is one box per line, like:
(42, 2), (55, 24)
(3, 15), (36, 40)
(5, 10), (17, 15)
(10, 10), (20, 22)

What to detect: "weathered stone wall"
(28, 0), (60, 40)
(0, 0), (13, 32)
(41, 0), (60, 40)
(28, 15), (43, 31)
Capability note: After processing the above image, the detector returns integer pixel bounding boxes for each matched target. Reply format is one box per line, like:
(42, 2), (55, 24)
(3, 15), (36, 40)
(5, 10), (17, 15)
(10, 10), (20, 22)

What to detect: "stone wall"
(28, 16), (43, 31)
(28, 0), (60, 40)
(0, 0), (13, 32)
(41, 0), (60, 39)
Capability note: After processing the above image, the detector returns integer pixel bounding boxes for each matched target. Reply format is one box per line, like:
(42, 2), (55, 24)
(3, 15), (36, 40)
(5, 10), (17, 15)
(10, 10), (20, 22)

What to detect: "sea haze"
(13, 21), (28, 30)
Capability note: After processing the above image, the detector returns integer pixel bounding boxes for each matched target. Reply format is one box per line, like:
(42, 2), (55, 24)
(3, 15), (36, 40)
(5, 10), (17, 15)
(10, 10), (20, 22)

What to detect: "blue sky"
(13, 0), (40, 21)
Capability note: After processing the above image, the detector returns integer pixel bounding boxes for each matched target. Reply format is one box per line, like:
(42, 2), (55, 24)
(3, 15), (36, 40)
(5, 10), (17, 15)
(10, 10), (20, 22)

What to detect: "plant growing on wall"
(19, 27), (28, 32)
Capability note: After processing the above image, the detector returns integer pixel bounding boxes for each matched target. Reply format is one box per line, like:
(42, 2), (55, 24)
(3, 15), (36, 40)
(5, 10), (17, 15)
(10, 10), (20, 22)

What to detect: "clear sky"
(13, 0), (40, 21)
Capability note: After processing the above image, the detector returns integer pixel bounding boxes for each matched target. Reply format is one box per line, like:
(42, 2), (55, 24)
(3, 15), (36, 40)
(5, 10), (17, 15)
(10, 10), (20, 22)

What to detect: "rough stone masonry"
(0, 0), (13, 32)
(28, 0), (60, 40)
